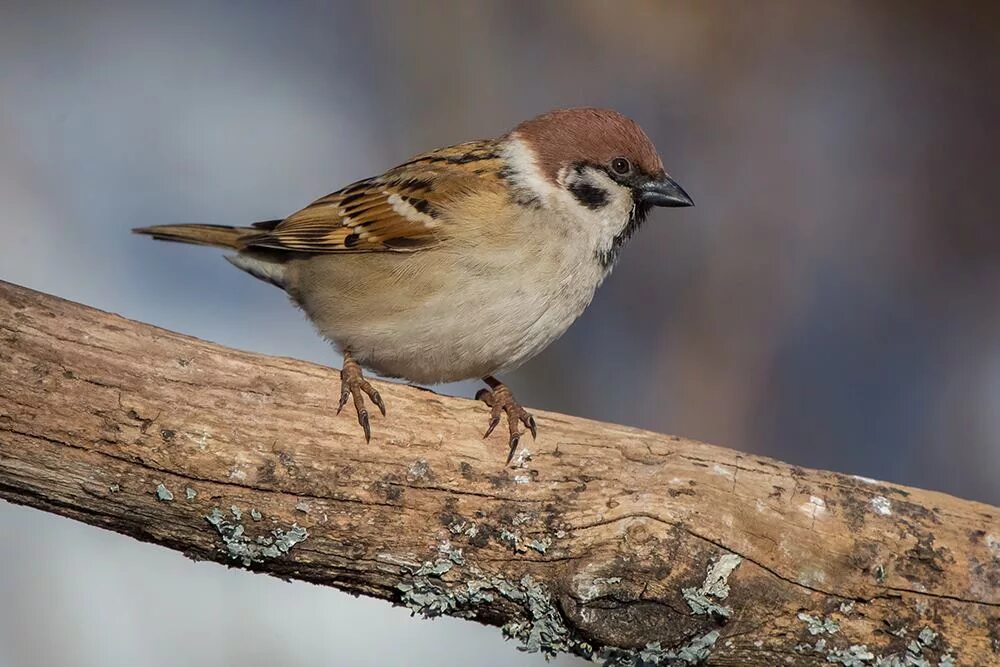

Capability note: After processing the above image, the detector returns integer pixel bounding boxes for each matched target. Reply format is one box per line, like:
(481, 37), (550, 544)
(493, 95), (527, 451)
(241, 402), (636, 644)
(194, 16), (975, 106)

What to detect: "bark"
(0, 280), (996, 666)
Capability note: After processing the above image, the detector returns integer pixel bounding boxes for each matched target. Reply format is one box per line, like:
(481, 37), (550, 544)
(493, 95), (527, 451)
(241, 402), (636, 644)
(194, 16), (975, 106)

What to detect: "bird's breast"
(288, 207), (607, 384)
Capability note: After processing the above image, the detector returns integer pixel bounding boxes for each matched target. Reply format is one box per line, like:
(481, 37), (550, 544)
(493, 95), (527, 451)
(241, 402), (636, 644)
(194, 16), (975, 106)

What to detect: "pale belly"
(285, 244), (606, 384)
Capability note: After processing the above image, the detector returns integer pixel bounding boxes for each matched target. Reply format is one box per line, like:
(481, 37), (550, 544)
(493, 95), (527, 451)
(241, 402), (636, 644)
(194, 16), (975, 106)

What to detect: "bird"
(134, 107), (693, 463)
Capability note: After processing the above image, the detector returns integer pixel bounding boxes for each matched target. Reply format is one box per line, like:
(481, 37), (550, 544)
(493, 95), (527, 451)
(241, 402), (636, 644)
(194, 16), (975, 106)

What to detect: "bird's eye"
(611, 157), (632, 175)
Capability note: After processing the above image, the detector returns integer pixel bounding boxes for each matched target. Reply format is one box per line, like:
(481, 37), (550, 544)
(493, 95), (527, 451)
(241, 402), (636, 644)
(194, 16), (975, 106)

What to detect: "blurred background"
(1, 1), (998, 665)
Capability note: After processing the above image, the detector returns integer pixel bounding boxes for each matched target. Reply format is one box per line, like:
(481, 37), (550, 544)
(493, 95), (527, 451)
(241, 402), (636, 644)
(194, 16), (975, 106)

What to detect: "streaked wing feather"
(241, 140), (504, 253)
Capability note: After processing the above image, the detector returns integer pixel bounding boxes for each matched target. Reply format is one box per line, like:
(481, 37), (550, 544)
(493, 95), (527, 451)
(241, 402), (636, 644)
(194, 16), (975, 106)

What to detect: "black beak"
(639, 175), (694, 208)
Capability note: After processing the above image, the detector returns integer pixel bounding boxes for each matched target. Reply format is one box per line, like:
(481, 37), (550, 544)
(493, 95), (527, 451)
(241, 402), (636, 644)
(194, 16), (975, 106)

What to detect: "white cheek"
(558, 167), (635, 254)
(501, 136), (635, 263)
(588, 170), (635, 235)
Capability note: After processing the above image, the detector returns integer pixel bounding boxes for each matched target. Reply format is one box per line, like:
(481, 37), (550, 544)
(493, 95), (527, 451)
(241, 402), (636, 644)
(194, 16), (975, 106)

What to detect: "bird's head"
(503, 107), (693, 267)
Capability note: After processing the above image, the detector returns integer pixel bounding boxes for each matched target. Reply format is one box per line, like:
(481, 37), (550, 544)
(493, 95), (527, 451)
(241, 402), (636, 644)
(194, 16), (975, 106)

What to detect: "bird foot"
(337, 355), (385, 442)
(476, 377), (536, 464)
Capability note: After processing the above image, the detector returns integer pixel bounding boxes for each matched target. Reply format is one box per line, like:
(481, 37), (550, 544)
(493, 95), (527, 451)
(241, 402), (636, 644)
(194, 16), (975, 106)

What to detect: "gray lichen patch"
(407, 459), (431, 482)
(437, 540), (465, 565)
(528, 537), (551, 554)
(682, 553), (742, 619)
(205, 507), (307, 567)
(798, 612), (840, 635)
(414, 559), (453, 577)
(511, 512), (533, 526)
(897, 626), (943, 667)
(397, 578), (459, 617)
(500, 528), (526, 553)
(398, 570), (485, 619)
(904, 644), (932, 667)
(395, 555), (577, 657)
(488, 510), (560, 556)
(155, 483), (174, 501)
(794, 614), (953, 667)
(448, 520), (480, 539)
(185, 487), (197, 501)
(504, 575), (574, 655)
(510, 448), (533, 468)
(600, 631), (720, 666)
(826, 644), (875, 666)
(393, 546), (727, 664)
(667, 631), (720, 665)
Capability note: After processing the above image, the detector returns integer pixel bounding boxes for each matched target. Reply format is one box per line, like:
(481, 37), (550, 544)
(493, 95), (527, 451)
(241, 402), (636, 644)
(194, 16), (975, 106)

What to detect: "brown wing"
(241, 140), (505, 253)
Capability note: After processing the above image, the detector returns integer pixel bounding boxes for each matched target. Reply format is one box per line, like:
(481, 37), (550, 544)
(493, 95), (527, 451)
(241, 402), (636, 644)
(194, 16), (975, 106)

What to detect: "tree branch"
(0, 280), (996, 666)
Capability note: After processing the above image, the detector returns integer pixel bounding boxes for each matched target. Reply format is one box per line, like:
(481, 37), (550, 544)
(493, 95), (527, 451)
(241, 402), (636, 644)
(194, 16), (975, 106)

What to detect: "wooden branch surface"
(0, 280), (996, 666)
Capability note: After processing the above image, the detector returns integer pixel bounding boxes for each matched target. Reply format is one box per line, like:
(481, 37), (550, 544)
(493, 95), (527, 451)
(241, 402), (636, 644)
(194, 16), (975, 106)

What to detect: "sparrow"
(134, 107), (693, 463)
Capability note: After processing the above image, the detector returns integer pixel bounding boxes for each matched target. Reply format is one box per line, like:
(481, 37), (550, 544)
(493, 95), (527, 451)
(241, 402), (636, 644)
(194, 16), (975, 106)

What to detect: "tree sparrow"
(135, 108), (693, 462)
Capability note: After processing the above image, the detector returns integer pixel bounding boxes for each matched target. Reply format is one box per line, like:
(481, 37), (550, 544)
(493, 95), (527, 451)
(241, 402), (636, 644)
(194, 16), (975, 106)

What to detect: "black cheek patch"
(569, 181), (610, 209)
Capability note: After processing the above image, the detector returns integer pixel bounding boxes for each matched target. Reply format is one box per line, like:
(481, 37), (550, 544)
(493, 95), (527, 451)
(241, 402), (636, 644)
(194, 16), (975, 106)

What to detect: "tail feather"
(132, 224), (256, 249)
(134, 223), (290, 290)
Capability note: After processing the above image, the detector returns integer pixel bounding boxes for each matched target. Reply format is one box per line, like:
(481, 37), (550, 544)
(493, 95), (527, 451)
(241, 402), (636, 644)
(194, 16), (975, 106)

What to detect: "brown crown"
(511, 108), (665, 183)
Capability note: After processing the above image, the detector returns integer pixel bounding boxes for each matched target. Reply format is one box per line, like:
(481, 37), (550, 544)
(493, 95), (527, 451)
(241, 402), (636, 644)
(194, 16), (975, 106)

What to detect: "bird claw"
(370, 389), (387, 417)
(522, 414), (537, 440)
(358, 408), (371, 443)
(477, 378), (537, 464)
(483, 414), (501, 439)
(338, 357), (384, 442)
(505, 434), (521, 465)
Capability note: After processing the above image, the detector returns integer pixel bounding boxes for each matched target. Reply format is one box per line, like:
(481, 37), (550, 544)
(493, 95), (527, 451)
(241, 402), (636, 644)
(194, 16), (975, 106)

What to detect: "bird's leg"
(337, 350), (385, 443)
(476, 376), (537, 464)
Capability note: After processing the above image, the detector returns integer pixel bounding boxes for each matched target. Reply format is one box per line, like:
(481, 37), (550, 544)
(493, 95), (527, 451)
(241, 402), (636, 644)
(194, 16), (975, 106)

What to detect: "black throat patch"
(597, 200), (651, 269)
